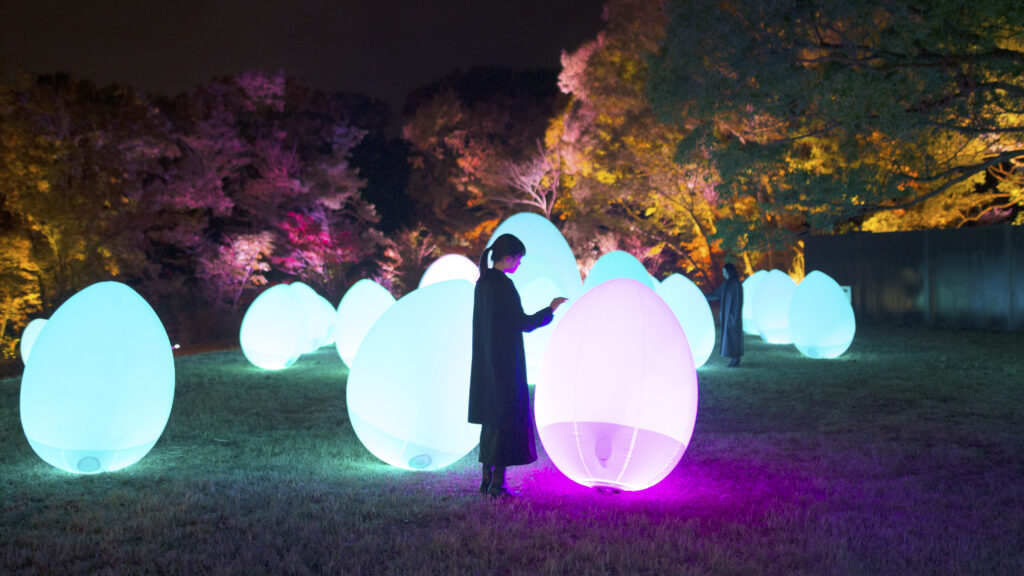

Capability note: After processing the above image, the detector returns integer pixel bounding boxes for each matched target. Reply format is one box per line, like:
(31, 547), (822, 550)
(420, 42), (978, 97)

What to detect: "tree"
(649, 0), (1024, 254)
(548, 0), (726, 284)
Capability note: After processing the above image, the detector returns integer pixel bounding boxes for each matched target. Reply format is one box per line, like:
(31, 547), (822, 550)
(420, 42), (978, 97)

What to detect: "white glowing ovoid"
(742, 269), (768, 335)
(240, 284), (309, 370)
(346, 280), (479, 470)
(582, 251), (656, 293)
(537, 279), (699, 491)
(488, 213), (583, 382)
(419, 254), (480, 288)
(315, 293), (338, 347)
(489, 212), (583, 300)
(20, 318), (47, 364)
(335, 279), (396, 369)
(20, 282), (174, 474)
(289, 282), (333, 352)
(753, 269), (797, 344)
(656, 274), (715, 369)
(789, 271), (856, 358)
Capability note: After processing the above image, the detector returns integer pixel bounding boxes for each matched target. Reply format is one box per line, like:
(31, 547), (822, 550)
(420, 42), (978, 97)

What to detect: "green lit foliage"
(650, 0), (1024, 251)
(551, 0), (724, 285)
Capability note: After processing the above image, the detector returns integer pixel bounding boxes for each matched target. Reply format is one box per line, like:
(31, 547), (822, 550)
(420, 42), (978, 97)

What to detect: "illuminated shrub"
(346, 280), (479, 470)
(537, 279), (699, 491)
(742, 270), (768, 335)
(419, 254), (480, 287)
(20, 282), (174, 474)
(582, 251), (656, 293)
(753, 269), (797, 344)
(240, 284), (309, 370)
(656, 274), (715, 369)
(334, 279), (396, 369)
(489, 212), (583, 300)
(20, 318), (47, 364)
(789, 271), (856, 358)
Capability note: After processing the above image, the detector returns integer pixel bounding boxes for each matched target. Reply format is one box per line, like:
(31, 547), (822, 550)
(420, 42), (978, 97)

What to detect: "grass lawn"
(1, 325), (1023, 575)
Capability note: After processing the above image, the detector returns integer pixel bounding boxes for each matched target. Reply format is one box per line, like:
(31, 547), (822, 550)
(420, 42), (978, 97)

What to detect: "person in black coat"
(706, 262), (744, 367)
(468, 233), (567, 497)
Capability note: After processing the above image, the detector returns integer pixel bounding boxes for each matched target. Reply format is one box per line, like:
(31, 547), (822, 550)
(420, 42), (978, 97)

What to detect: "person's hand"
(550, 297), (568, 311)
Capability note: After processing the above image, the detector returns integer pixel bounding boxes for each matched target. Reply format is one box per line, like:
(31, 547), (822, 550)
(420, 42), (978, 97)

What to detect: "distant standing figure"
(706, 262), (744, 367)
(468, 233), (567, 497)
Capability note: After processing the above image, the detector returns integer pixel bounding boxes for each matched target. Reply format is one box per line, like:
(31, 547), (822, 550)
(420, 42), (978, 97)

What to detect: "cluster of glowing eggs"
(752, 269), (798, 344)
(789, 271), (856, 358)
(334, 279), (396, 368)
(20, 282), (174, 474)
(655, 274), (715, 369)
(240, 284), (309, 370)
(582, 251), (657, 293)
(19, 318), (47, 364)
(419, 254), (480, 287)
(537, 278), (699, 491)
(741, 270), (768, 335)
(346, 280), (479, 470)
(488, 213), (583, 381)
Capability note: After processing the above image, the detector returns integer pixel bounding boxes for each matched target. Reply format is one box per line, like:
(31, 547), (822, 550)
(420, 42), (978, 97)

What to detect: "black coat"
(468, 269), (553, 463)
(708, 276), (744, 358)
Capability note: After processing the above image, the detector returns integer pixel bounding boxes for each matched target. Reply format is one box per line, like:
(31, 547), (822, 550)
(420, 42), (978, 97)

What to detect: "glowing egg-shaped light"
(656, 274), (715, 369)
(789, 271), (856, 358)
(346, 280), (479, 470)
(489, 212), (583, 299)
(335, 279), (396, 369)
(20, 282), (174, 474)
(419, 254), (480, 288)
(507, 255), (567, 384)
(753, 269), (797, 344)
(315, 293), (338, 347)
(20, 318), (47, 364)
(582, 251), (656, 293)
(289, 282), (332, 352)
(240, 284), (309, 370)
(537, 279), (698, 491)
(742, 269), (768, 335)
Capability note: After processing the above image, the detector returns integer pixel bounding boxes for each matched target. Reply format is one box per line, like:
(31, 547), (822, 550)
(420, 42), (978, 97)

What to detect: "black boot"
(487, 466), (521, 498)
(479, 464), (493, 495)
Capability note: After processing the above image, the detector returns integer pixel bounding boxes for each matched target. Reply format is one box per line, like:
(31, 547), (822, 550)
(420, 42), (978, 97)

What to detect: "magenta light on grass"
(537, 278), (698, 491)
(20, 282), (174, 474)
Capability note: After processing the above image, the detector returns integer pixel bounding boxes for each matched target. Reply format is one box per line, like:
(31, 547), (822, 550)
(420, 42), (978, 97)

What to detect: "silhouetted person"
(468, 234), (567, 497)
(706, 262), (744, 367)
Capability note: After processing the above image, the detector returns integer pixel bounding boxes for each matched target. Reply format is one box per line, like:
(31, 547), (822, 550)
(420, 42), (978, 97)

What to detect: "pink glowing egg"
(537, 278), (698, 491)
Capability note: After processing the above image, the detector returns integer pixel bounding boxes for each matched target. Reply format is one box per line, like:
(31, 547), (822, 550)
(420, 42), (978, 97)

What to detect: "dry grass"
(1, 326), (1022, 575)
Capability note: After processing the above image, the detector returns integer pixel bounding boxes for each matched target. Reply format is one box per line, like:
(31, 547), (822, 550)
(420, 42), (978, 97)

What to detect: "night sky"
(1, 1), (604, 108)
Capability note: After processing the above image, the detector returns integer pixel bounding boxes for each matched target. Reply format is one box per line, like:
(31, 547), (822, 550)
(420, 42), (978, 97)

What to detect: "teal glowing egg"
(20, 318), (47, 364)
(582, 251), (656, 293)
(315, 293), (338, 347)
(489, 212), (582, 299)
(346, 280), (479, 470)
(419, 254), (480, 288)
(753, 269), (797, 344)
(537, 279), (698, 491)
(656, 274), (715, 369)
(20, 282), (174, 474)
(742, 270), (768, 335)
(506, 254), (567, 384)
(789, 271), (856, 358)
(240, 284), (309, 370)
(289, 282), (332, 352)
(335, 279), (396, 368)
